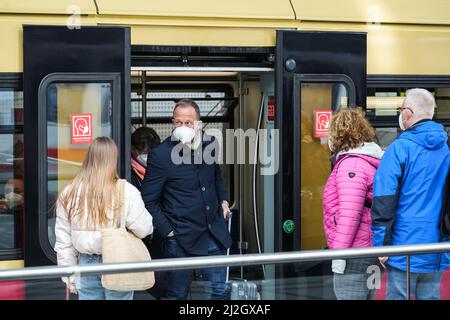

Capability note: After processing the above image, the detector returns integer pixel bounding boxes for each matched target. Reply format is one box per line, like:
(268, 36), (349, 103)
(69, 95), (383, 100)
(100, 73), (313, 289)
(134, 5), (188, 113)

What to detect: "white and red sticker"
(267, 98), (275, 121)
(314, 110), (332, 138)
(71, 114), (93, 144)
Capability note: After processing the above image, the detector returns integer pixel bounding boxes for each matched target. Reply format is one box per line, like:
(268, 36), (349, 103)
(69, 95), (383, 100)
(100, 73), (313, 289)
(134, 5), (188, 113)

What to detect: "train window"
(0, 90), (23, 126)
(131, 90), (230, 119)
(0, 88), (24, 253)
(366, 86), (450, 147)
(433, 88), (450, 120)
(45, 82), (113, 248)
(367, 87), (450, 120)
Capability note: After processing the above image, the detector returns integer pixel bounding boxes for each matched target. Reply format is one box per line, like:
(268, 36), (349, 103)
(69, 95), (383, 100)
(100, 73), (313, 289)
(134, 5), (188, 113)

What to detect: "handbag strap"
(119, 179), (126, 229)
(113, 179), (126, 229)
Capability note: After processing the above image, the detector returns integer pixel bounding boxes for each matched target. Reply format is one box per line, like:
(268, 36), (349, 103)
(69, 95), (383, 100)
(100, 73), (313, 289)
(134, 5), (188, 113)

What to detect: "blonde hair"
(59, 137), (120, 228)
(329, 108), (376, 155)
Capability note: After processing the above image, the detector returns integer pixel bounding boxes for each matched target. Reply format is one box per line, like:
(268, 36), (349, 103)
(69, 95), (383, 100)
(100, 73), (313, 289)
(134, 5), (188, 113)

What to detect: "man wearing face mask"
(371, 88), (450, 300)
(141, 99), (232, 300)
(0, 179), (24, 212)
(0, 179), (24, 249)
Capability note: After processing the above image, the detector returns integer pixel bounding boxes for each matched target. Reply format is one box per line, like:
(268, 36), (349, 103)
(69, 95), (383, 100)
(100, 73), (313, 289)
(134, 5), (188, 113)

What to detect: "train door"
(274, 31), (366, 298)
(23, 26), (130, 279)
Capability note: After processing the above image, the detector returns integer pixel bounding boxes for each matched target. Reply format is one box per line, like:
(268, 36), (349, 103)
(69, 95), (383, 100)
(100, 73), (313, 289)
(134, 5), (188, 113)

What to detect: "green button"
(283, 220), (295, 234)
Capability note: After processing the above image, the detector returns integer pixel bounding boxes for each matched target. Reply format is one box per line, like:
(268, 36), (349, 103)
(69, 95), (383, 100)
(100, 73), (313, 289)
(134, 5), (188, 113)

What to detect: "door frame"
(292, 73), (356, 252)
(23, 25), (131, 267)
(274, 30), (366, 299)
(37, 72), (121, 262)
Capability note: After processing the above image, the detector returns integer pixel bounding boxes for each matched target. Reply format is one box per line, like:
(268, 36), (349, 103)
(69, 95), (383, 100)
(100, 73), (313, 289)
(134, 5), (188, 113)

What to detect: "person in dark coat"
(130, 126), (164, 298)
(131, 127), (160, 190)
(141, 99), (232, 300)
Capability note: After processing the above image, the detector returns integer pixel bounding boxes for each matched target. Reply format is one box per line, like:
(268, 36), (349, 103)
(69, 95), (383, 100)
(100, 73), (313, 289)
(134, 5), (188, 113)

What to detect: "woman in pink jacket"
(323, 108), (384, 300)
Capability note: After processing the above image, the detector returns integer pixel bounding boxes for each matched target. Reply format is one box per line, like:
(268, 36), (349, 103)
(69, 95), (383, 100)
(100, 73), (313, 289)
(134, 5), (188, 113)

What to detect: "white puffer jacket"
(55, 180), (153, 267)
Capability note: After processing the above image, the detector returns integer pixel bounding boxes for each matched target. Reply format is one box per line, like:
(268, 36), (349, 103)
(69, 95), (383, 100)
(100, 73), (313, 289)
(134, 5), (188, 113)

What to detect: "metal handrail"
(1, 242), (449, 281)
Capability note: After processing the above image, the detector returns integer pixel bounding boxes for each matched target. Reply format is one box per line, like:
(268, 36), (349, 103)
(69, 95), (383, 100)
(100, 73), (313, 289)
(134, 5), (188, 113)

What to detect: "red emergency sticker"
(71, 114), (93, 144)
(314, 110), (332, 138)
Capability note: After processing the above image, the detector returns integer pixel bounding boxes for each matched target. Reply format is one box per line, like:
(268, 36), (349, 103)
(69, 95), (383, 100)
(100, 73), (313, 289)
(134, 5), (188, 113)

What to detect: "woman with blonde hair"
(322, 108), (384, 300)
(55, 137), (153, 300)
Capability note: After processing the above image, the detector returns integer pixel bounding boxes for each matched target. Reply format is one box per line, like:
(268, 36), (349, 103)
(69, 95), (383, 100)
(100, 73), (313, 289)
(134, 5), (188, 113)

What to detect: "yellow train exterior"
(0, 0), (449, 279)
(1, 0), (450, 74)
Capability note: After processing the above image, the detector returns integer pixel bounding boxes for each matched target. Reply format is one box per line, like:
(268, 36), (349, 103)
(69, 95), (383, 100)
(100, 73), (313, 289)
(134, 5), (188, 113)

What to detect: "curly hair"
(329, 107), (376, 155)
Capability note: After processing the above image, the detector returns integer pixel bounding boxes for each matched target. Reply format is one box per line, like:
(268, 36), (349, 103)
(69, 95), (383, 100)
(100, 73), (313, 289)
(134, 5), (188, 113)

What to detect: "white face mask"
(173, 126), (195, 144)
(5, 192), (22, 209)
(328, 137), (334, 152)
(398, 113), (406, 131)
(136, 153), (148, 167)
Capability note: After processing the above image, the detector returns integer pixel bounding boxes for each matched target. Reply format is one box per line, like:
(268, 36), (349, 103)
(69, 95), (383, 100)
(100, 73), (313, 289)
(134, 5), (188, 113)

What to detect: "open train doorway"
(128, 64), (277, 298)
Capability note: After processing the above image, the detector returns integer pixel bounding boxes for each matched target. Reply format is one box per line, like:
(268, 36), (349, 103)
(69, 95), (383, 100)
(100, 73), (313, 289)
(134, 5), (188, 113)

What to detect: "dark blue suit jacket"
(141, 135), (232, 255)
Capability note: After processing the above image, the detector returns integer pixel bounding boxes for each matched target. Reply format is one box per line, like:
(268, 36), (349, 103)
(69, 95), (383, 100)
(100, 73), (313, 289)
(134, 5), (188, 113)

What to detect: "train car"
(0, 0), (449, 299)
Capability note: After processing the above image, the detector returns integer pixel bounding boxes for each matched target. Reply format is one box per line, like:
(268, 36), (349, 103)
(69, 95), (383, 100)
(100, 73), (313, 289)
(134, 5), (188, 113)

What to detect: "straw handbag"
(101, 179), (155, 291)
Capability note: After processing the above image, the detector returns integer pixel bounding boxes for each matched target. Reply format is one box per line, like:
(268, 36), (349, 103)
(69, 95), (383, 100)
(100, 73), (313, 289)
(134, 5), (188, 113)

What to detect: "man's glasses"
(397, 107), (414, 114)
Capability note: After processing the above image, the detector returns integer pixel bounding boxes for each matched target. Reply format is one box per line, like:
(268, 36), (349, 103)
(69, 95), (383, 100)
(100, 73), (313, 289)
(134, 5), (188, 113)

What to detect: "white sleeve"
(54, 198), (78, 267)
(332, 259), (346, 274)
(124, 183), (154, 239)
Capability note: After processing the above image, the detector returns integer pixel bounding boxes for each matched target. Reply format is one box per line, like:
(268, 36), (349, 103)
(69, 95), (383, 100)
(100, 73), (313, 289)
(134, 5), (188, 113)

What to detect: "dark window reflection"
(0, 89), (24, 250)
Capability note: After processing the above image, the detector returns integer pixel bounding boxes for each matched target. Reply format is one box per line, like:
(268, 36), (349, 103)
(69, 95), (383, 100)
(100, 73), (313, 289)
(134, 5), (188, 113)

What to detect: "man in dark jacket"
(141, 99), (232, 300)
(371, 88), (450, 300)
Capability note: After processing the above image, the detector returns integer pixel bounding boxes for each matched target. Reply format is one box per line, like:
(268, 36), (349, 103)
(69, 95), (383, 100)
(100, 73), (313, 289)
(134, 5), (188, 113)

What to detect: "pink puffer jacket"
(323, 149), (381, 249)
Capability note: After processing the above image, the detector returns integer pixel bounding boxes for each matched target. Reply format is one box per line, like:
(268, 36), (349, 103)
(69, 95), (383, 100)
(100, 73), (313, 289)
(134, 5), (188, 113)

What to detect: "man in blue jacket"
(371, 88), (450, 300)
(141, 99), (232, 300)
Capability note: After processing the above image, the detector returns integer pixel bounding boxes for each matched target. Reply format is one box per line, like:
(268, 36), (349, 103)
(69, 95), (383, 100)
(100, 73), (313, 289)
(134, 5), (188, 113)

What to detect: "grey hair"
(403, 88), (436, 119)
(173, 99), (201, 120)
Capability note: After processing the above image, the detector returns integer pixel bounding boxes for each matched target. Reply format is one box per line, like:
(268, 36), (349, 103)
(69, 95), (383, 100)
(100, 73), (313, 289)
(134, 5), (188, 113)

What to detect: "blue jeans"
(163, 235), (227, 300)
(78, 254), (134, 300)
(386, 265), (443, 300)
(333, 257), (381, 300)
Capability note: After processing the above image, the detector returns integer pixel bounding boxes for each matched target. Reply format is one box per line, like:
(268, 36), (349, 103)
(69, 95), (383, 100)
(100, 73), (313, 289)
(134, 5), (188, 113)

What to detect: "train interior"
(130, 68), (277, 298)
